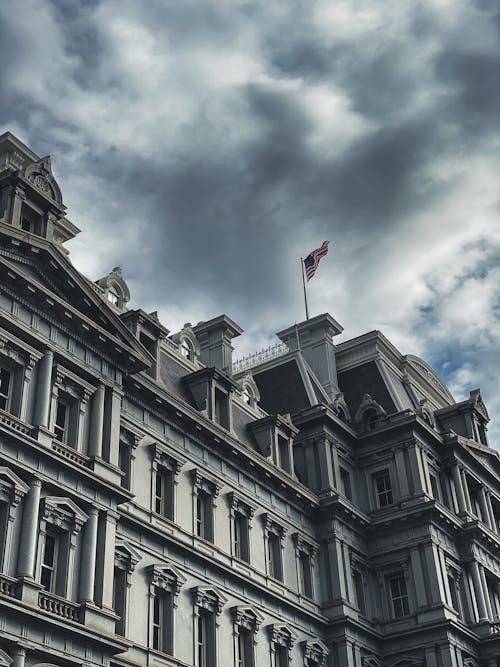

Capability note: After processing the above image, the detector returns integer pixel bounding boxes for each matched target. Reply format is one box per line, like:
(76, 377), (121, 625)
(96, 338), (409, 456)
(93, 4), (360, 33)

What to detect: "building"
(0, 131), (498, 667)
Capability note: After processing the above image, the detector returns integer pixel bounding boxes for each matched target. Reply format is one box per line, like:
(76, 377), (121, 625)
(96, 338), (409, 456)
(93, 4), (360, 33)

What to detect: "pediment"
(0, 244), (152, 373)
(43, 496), (88, 523)
(0, 467), (30, 495)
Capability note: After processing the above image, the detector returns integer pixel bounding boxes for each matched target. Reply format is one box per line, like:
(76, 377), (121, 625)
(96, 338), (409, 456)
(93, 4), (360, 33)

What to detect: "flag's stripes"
(304, 241), (329, 281)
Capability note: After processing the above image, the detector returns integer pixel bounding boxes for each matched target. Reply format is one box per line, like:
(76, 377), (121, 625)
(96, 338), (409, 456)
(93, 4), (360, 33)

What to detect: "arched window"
(107, 284), (121, 306)
(180, 339), (193, 360)
(242, 384), (254, 405)
(363, 408), (379, 431)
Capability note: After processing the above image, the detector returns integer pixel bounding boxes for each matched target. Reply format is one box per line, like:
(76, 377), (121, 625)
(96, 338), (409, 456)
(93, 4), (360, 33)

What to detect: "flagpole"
(300, 258), (309, 320)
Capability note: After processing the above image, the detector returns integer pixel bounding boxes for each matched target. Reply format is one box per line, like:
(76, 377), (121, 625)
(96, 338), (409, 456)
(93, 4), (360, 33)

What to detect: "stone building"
(0, 131), (498, 667)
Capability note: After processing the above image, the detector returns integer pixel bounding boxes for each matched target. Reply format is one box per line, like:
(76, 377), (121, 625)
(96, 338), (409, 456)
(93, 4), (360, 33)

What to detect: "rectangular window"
(0, 367), (12, 411)
(277, 434), (290, 472)
(389, 576), (409, 618)
(429, 474), (440, 501)
(113, 566), (127, 635)
(234, 512), (250, 562)
(152, 587), (173, 653)
(374, 470), (393, 507)
(214, 387), (229, 429)
(41, 532), (58, 592)
(268, 532), (283, 581)
(237, 628), (254, 667)
(197, 611), (215, 667)
(340, 467), (352, 500)
(274, 646), (288, 667)
(196, 490), (213, 542)
(155, 468), (174, 520)
(298, 551), (313, 597)
(119, 442), (131, 490)
(54, 399), (69, 443)
(354, 571), (366, 615)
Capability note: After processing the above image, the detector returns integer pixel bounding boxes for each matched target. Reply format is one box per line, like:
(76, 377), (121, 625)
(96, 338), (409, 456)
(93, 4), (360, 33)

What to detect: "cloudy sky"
(1, 0), (499, 444)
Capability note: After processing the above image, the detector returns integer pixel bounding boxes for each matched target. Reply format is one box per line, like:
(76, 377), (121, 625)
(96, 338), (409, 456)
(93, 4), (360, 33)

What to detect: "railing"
(232, 341), (289, 374)
(51, 440), (88, 466)
(0, 409), (32, 435)
(0, 573), (18, 599)
(38, 591), (81, 622)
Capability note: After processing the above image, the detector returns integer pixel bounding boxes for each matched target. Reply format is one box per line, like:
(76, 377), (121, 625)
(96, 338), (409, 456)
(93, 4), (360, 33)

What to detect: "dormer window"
(355, 395), (386, 433)
(184, 367), (237, 431)
(363, 409), (379, 431)
(181, 339), (193, 360)
(248, 414), (298, 476)
(107, 284), (121, 306)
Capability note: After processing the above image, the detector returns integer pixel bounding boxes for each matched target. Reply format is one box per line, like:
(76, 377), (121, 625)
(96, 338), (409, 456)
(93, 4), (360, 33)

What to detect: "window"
(192, 470), (220, 543)
(152, 587), (173, 653)
(389, 575), (409, 618)
(237, 628), (253, 667)
(181, 339), (193, 360)
(0, 367), (12, 411)
(242, 385), (253, 405)
(107, 284), (121, 306)
(268, 624), (295, 667)
(229, 493), (254, 563)
(299, 551), (313, 597)
(429, 474), (440, 501)
(152, 444), (184, 524)
(192, 586), (226, 667)
(264, 516), (286, 582)
(148, 562), (185, 655)
(113, 566), (127, 635)
(340, 467), (352, 501)
(293, 533), (316, 599)
(374, 470), (393, 507)
(301, 640), (329, 667)
(196, 490), (213, 540)
(363, 408), (379, 431)
(155, 467), (174, 520)
(54, 399), (68, 441)
(214, 387), (230, 429)
(37, 496), (88, 599)
(41, 530), (58, 591)
(113, 540), (141, 637)
(277, 434), (291, 472)
(119, 440), (132, 490)
(232, 606), (262, 667)
(354, 571), (366, 615)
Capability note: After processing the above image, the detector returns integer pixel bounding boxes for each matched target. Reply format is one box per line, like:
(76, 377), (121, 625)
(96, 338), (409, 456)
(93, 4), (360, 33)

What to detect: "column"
(460, 468), (472, 513)
(479, 564), (493, 620)
(103, 385), (122, 466)
(420, 449), (432, 495)
(394, 448), (410, 497)
(424, 647), (438, 667)
(486, 492), (497, 533)
(17, 479), (42, 578)
(451, 465), (466, 513)
(33, 350), (53, 428)
(470, 561), (488, 621)
(79, 508), (99, 603)
(406, 444), (425, 494)
(479, 487), (492, 528)
(89, 383), (105, 458)
(409, 547), (427, 607)
(12, 648), (26, 667)
(95, 510), (117, 609)
(423, 543), (447, 604)
(9, 185), (26, 227)
(317, 438), (334, 491)
(330, 442), (341, 491)
(343, 541), (354, 602)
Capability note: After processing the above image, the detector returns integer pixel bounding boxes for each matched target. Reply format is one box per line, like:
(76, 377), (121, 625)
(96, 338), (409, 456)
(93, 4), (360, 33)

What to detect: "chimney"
(192, 314), (243, 373)
(276, 313), (343, 401)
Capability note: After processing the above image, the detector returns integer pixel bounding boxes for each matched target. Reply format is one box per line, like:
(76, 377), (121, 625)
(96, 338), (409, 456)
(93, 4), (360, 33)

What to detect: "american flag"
(303, 241), (329, 281)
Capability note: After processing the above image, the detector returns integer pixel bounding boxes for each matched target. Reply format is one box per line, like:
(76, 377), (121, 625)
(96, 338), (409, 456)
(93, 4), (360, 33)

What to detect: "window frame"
(293, 533), (318, 600)
(191, 469), (221, 544)
(228, 492), (255, 564)
(151, 443), (185, 523)
(267, 624), (296, 667)
(263, 515), (286, 583)
(192, 585), (226, 667)
(372, 468), (394, 508)
(148, 562), (186, 656)
(388, 574), (410, 619)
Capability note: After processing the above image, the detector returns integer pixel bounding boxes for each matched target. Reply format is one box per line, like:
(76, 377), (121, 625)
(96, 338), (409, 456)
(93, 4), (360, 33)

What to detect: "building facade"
(0, 132), (498, 667)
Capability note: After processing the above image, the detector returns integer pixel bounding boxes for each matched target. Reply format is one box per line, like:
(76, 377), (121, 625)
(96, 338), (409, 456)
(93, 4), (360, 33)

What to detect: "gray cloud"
(0, 0), (499, 443)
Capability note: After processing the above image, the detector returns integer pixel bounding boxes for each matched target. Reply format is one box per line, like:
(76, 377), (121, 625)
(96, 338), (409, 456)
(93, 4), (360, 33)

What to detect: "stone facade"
(0, 131), (498, 667)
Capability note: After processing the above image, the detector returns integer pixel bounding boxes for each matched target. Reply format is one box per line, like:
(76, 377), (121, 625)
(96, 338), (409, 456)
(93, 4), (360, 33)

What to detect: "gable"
(0, 239), (151, 373)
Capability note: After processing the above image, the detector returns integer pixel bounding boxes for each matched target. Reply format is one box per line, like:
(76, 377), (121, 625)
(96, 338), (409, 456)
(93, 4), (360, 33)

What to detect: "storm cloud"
(1, 0), (499, 442)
